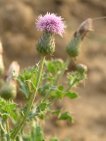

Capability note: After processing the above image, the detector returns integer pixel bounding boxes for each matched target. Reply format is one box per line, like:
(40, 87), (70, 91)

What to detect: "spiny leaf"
(0, 97), (17, 120)
(31, 124), (45, 141)
(66, 91), (78, 99)
(52, 110), (73, 122)
(18, 66), (38, 98)
(58, 112), (73, 122)
(67, 71), (87, 87)
(45, 59), (66, 74)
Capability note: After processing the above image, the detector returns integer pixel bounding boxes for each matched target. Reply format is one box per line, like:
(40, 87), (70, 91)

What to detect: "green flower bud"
(0, 61), (20, 100)
(76, 64), (87, 73)
(66, 34), (81, 57)
(0, 81), (17, 100)
(67, 18), (93, 58)
(37, 32), (55, 55)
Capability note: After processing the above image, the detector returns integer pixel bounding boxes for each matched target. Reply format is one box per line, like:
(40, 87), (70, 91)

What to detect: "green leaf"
(37, 101), (49, 112)
(45, 59), (66, 74)
(38, 83), (50, 96)
(67, 71), (87, 88)
(23, 124), (45, 141)
(0, 97), (17, 120)
(66, 92), (78, 99)
(52, 110), (73, 122)
(50, 85), (65, 99)
(58, 112), (73, 122)
(18, 66), (38, 98)
(31, 124), (45, 141)
(18, 80), (29, 99)
(31, 101), (50, 119)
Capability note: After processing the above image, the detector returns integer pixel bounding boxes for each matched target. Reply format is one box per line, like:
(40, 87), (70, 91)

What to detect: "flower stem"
(11, 56), (45, 139)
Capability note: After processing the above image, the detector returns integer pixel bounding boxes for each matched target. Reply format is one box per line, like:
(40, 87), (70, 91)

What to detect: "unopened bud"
(67, 18), (93, 58)
(67, 35), (81, 57)
(0, 42), (4, 76)
(6, 61), (20, 82)
(76, 18), (93, 39)
(76, 64), (87, 73)
(0, 81), (17, 100)
(2, 61), (20, 99)
(37, 32), (55, 55)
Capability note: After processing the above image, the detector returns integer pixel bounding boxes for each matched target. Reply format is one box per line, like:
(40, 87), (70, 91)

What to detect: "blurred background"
(0, 0), (106, 140)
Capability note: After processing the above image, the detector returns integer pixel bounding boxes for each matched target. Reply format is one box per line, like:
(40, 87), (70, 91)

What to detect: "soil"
(0, 0), (106, 140)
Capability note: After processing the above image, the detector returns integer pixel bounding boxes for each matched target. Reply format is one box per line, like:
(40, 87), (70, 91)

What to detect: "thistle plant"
(0, 13), (93, 141)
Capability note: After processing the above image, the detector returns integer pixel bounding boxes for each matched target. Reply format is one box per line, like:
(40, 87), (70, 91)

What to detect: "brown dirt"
(0, 0), (106, 140)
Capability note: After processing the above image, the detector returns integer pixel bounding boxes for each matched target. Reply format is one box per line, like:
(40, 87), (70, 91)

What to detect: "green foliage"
(23, 124), (45, 141)
(66, 91), (78, 99)
(67, 71), (87, 88)
(53, 110), (73, 122)
(0, 58), (87, 141)
(30, 124), (45, 141)
(45, 59), (66, 74)
(18, 66), (38, 98)
(35, 100), (50, 120)
(0, 97), (17, 121)
(58, 112), (73, 122)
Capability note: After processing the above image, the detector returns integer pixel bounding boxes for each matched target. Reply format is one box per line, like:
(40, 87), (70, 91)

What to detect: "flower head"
(76, 18), (93, 39)
(36, 13), (65, 36)
(66, 18), (93, 58)
(76, 64), (87, 73)
(6, 61), (20, 82)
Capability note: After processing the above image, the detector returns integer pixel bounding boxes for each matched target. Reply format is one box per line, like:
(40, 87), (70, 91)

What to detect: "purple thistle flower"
(36, 12), (65, 36)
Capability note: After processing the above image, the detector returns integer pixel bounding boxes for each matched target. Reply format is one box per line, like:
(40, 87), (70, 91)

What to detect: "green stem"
(6, 119), (9, 133)
(11, 56), (45, 140)
(0, 122), (7, 134)
(0, 121), (7, 141)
